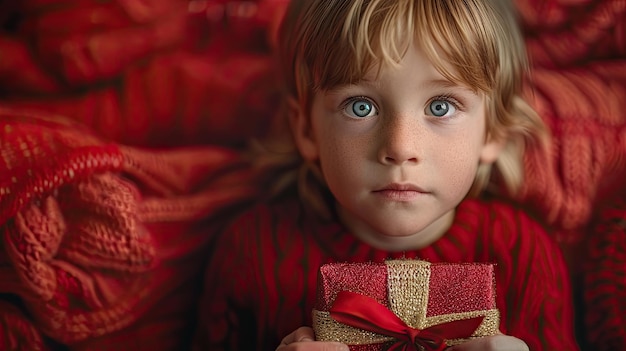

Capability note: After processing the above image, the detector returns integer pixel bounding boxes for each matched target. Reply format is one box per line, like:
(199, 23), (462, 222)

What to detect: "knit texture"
(517, 0), (626, 66)
(583, 186), (626, 351)
(0, 300), (49, 351)
(193, 196), (579, 351)
(0, 0), (282, 148)
(511, 0), (626, 236)
(1, 0), (624, 234)
(0, 111), (258, 350)
(519, 62), (626, 235)
(0, 0), (625, 350)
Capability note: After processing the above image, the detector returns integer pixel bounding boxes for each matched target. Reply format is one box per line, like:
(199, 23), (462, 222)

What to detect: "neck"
(337, 207), (455, 252)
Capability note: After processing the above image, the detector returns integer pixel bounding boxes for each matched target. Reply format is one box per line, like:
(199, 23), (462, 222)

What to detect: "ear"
(288, 98), (319, 161)
(479, 131), (507, 164)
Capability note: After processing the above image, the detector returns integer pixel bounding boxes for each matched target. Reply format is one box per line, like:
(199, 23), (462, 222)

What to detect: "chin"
(374, 224), (426, 238)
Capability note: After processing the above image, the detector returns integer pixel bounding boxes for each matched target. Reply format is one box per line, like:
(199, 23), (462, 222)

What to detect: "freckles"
(320, 138), (350, 175)
(439, 139), (480, 192)
(330, 133), (364, 160)
(444, 159), (472, 188)
(335, 140), (353, 159)
(325, 138), (347, 161)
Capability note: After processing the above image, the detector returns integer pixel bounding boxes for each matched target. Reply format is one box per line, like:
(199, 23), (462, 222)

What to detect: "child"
(193, 0), (580, 350)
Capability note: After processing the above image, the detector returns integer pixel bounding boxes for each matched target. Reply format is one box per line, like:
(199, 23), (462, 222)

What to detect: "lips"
(372, 183), (429, 201)
(374, 183), (428, 193)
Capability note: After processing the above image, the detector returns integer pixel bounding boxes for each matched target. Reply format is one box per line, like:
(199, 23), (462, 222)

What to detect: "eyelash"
(432, 94), (463, 108)
(343, 96), (372, 106)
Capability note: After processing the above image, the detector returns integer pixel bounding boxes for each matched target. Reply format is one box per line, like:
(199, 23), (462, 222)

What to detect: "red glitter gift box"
(312, 260), (500, 351)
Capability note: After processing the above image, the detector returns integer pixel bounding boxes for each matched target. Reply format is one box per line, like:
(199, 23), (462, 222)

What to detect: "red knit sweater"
(584, 195), (626, 350)
(193, 196), (580, 351)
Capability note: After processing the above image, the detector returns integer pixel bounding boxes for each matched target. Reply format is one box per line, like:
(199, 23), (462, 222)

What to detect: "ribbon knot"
(329, 291), (484, 351)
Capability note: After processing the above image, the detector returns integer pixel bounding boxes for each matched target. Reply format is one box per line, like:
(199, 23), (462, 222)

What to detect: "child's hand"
(277, 328), (527, 351)
(448, 334), (529, 351)
(276, 327), (349, 351)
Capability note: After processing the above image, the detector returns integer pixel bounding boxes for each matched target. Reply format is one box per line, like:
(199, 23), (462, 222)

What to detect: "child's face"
(292, 43), (504, 251)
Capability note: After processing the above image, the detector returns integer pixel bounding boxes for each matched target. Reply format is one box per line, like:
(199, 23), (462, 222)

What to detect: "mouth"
(372, 183), (429, 201)
(374, 183), (428, 192)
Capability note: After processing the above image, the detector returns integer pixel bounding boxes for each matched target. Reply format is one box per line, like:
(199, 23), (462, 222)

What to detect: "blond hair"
(256, 0), (548, 217)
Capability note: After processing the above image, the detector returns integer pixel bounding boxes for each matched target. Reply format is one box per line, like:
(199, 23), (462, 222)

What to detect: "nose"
(377, 114), (420, 165)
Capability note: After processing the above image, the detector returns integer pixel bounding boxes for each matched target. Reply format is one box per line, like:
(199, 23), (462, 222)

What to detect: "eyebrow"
(328, 77), (477, 95)
(424, 79), (464, 89)
(423, 79), (478, 95)
(358, 75), (469, 89)
(351, 77), (385, 90)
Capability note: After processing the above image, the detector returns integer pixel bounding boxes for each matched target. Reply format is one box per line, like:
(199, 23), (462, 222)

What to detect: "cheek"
(318, 138), (353, 175)
(435, 132), (484, 189)
(317, 134), (368, 188)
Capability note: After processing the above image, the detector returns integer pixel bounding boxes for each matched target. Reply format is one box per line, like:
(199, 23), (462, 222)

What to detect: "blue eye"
(428, 99), (456, 117)
(345, 98), (377, 118)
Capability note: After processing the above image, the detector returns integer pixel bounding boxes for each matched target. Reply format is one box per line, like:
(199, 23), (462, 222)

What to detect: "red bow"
(329, 291), (484, 351)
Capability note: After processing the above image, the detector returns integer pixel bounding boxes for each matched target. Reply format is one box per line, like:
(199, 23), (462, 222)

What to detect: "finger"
(278, 327), (314, 347)
(448, 335), (529, 351)
(277, 327), (349, 351)
(292, 326), (316, 342)
(277, 342), (349, 351)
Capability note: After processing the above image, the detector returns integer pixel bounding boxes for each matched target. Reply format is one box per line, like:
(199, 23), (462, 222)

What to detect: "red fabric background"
(0, 111), (259, 350)
(0, 0), (625, 350)
(583, 183), (626, 351)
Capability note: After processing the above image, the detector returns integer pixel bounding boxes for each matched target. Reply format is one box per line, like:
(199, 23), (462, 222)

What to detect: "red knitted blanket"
(0, 0), (625, 350)
(0, 110), (258, 350)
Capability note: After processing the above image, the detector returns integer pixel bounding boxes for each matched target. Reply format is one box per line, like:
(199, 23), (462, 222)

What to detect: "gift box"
(312, 260), (500, 351)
